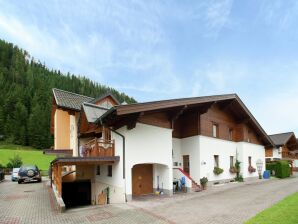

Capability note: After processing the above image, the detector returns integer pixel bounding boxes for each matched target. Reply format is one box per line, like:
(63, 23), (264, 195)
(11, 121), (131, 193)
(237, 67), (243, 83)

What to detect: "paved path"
(1, 175), (298, 224)
(130, 176), (298, 224)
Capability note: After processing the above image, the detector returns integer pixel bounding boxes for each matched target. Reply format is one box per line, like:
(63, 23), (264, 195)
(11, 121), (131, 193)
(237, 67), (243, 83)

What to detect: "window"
(229, 128), (233, 141)
(96, 165), (100, 175)
(230, 156), (234, 168)
(107, 165), (112, 177)
(214, 155), (219, 168)
(247, 130), (251, 143)
(248, 156), (252, 166)
(212, 123), (218, 138)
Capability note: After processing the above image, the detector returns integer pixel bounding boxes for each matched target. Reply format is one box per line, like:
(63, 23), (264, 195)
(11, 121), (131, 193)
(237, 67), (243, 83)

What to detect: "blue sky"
(0, 0), (298, 135)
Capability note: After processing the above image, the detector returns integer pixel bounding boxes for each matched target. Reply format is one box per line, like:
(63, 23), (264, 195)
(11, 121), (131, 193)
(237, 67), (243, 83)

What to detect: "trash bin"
(263, 170), (270, 179)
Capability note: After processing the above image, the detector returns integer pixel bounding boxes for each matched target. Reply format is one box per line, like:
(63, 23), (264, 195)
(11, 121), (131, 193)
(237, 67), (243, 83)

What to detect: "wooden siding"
(138, 112), (171, 129)
(94, 96), (118, 107)
(173, 111), (199, 138)
(265, 148), (273, 157)
(200, 104), (262, 144)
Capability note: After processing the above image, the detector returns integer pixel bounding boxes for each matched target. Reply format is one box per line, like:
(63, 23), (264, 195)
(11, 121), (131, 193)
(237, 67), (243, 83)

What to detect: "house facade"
(266, 132), (298, 167)
(48, 89), (274, 209)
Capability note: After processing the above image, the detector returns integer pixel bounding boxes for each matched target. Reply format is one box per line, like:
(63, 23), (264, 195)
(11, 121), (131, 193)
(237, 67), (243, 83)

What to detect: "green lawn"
(0, 143), (55, 170)
(245, 192), (298, 224)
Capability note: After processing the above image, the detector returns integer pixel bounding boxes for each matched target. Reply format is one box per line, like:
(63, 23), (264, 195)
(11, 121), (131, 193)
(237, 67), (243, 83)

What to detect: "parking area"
(1, 175), (298, 224)
(0, 176), (170, 224)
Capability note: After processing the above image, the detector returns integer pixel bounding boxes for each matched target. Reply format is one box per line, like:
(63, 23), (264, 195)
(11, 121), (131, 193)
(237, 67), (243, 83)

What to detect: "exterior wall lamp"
(256, 159), (263, 179)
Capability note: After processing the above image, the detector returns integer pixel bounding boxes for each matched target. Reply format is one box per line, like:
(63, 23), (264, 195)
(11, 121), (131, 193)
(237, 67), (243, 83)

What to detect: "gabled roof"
(82, 103), (108, 123)
(53, 88), (94, 111)
(99, 93), (275, 147)
(269, 132), (296, 146)
(90, 91), (120, 105)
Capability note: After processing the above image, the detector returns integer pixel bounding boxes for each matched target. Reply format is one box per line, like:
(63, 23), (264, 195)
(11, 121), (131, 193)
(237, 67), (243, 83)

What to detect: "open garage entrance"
(62, 180), (91, 208)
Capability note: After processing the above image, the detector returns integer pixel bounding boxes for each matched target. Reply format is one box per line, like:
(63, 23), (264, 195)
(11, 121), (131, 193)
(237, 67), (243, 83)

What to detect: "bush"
(6, 154), (23, 168)
(213, 167), (224, 175)
(275, 160), (290, 179)
(266, 163), (277, 175)
(235, 174), (244, 182)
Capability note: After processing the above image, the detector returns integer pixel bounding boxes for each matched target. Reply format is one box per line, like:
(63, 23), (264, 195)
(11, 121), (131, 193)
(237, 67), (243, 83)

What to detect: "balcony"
(282, 151), (298, 160)
(84, 138), (115, 157)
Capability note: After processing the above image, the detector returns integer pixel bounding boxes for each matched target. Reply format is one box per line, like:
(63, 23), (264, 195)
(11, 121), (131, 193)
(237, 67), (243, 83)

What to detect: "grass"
(0, 142), (55, 171)
(245, 192), (298, 224)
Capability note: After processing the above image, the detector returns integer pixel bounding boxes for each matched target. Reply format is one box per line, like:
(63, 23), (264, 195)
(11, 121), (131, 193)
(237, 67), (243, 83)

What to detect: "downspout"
(107, 127), (127, 202)
(77, 112), (81, 157)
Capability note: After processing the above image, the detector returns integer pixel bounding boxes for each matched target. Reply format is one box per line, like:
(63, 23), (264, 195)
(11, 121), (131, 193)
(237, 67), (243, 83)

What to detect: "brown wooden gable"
(78, 109), (102, 138)
(286, 135), (298, 151)
(94, 95), (119, 108)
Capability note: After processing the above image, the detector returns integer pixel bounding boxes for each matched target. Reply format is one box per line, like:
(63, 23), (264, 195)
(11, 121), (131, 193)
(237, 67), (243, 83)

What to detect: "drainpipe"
(107, 127), (127, 202)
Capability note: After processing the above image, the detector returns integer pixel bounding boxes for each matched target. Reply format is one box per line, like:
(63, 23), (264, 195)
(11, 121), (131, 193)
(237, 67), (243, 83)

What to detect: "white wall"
(199, 136), (238, 182)
(92, 130), (126, 203)
(237, 142), (265, 178)
(93, 164), (125, 204)
(172, 137), (201, 183)
(118, 123), (173, 196)
(153, 164), (171, 191)
(173, 135), (266, 183)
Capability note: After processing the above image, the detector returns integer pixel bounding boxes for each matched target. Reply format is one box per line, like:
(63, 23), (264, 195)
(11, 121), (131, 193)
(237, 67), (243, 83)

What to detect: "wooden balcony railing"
(84, 138), (115, 157)
(282, 151), (298, 160)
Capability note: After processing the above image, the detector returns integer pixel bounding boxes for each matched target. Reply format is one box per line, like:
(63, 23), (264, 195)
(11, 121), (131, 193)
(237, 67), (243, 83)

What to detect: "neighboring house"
(266, 132), (298, 166)
(48, 89), (274, 209)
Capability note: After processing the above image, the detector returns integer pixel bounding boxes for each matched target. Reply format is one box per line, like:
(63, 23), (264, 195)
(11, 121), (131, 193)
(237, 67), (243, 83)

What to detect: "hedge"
(275, 161), (291, 179)
(266, 161), (290, 179)
(266, 163), (277, 175)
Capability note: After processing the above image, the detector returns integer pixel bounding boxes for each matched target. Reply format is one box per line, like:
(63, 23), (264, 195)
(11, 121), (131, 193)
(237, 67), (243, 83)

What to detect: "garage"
(132, 164), (153, 196)
(62, 180), (91, 208)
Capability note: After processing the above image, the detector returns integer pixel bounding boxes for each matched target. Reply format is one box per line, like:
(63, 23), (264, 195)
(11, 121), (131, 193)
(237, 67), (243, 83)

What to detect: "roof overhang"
(51, 156), (120, 166)
(98, 93), (274, 147)
(43, 149), (73, 156)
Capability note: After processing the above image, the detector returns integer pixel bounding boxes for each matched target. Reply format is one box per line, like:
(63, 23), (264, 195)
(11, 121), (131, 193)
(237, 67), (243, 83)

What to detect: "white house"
(48, 89), (275, 209)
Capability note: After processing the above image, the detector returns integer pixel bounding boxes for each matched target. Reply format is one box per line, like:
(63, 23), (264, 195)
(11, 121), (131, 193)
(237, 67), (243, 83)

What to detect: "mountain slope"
(0, 39), (136, 149)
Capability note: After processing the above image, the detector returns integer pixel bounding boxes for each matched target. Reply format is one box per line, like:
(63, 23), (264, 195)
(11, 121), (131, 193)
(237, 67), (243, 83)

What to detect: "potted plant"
(248, 166), (256, 173)
(229, 166), (238, 173)
(213, 167), (224, 175)
(200, 177), (208, 190)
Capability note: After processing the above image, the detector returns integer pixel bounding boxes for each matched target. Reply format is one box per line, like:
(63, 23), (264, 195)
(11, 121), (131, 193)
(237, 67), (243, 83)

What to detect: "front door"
(132, 164), (153, 196)
(183, 155), (190, 174)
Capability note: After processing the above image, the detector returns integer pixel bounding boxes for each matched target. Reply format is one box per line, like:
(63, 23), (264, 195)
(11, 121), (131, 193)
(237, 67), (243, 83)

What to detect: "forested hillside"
(0, 39), (136, 149)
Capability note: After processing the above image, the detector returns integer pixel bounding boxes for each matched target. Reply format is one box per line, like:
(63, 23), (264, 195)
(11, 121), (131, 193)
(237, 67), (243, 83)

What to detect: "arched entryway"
(131, 163), (171, 197)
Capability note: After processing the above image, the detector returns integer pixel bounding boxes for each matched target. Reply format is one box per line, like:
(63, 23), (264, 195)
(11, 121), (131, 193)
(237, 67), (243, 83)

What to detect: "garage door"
(132, 164), (153, 196)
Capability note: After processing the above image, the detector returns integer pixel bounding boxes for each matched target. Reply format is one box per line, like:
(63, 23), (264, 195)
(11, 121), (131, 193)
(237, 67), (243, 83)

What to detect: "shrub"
(6, 154), (23, 168)
(235, 174), (244, 182)
(213, 167), (224, 175)
(275, 160), (290, 179)
(200, 177), (208, 185)
(266, 162), (277, 175)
